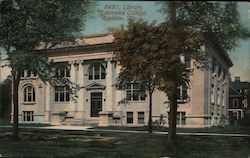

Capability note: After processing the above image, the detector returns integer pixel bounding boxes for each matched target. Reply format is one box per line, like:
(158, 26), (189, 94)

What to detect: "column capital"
(77, 60), (84, 65)
(105, 57), (116, 63)
(69, 61), (80, 66)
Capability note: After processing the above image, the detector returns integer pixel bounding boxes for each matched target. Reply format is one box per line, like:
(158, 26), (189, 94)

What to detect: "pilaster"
(45, 81), (51, 122)
(69, 61), (78, 112)
(105, 58), (113, 112)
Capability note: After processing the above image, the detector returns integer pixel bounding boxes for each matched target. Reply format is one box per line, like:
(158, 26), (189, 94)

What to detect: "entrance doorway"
(91, 92), (102, 117)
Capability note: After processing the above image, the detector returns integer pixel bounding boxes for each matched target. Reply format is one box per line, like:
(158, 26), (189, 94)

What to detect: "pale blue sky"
(83, 1), (250, 82)
(0, 1), (249, 82)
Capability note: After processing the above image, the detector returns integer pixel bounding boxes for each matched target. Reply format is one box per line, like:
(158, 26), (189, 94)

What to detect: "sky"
(0, 1), (250, 82)
(83, 1), (250, 82)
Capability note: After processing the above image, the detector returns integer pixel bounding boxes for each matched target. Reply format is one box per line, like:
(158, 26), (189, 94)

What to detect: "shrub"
(237, 114), (250, 126)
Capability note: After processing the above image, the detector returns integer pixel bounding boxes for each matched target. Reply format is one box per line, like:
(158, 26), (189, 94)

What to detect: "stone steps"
(61, 118), (99, 126)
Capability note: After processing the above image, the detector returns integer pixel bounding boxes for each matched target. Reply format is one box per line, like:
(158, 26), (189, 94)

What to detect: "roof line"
(229, 86), (241, 95)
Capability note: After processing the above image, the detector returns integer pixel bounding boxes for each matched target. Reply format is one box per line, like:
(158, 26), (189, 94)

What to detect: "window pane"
(33, 89), (36, 101)
(23, 112), (26, 121)
(182, 88), (188, 100)
(55, 92), (59, 102)
(33, 71), (37, 77)
(94, 64), (100, 79)
(66, 92), (70, 101)
(27, 71), (31, 77)
(126, 90), (132, 100)
(60, 68), (64, 77)
(127, 112), (133, 123)
(101, 65), (105, 79)
(27, 112), (31, 121)
(89, 65), (93, 80)
(28, 94), (32, 102)
(66, 67), (70, 77)
(177, 88), (181, 100)
(138, 112), (144, 124)
(133, 91), (139, 101)
(60, 92), (65, 101)
(140, 94), (146, 100)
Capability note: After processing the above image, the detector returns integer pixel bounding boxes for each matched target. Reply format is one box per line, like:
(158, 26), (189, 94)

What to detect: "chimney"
(235, 76), (240, 82)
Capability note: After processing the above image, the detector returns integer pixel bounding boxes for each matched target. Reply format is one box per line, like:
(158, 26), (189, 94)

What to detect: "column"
(213, 65), (219, 125)
(75, 61), (85, 119)
(69, 61), (77, 113)
(105, 58), (113, 112)
(99, 58), (113, 126)
(45, 81), (51, 122)
(115, 64), (123, 111)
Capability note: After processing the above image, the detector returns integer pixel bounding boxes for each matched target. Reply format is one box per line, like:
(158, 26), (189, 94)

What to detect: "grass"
(95, 125), (250, 135)
(0, 127), (250, 158)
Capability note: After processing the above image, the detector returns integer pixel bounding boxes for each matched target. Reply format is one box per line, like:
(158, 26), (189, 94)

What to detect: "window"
(23, 111), (34, 122)
(185, 56), (191, 69)
(88, 63), (105, 80)
(24, 85), (35, 102)
(168, 112), (186, 125)
(177, 112), (186, 125)
(55, 65), (70, 78)
(21, 70), (37, 78)
(126, 83), (146, 101)
(127, 112), (133, 124)
(138, 112), (145, 124)
(177, 86), (188, 102)
(54, 86), (70, 102)
(233, 99), (238, 107)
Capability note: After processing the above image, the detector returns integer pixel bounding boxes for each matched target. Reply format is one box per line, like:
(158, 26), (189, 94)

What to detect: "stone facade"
(12, 33), (233, 127)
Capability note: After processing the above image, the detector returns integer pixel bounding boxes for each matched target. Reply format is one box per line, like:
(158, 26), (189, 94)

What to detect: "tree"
(113, 1), (244, 147)
(113, 20), (164, 133)
(0, 76), (12, 120)
(158, 1), (245, 146)
(0, 0), (91, 140)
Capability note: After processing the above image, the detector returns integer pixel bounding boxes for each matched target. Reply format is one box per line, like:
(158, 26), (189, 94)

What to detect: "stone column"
(213, 65), (219, 125)
(99, 58), (114, 126)
(75, 61), (85, 119)
(115, 64), (123, 110)
(69, 61), (77, 114)
(105, 58), (113, 112)
(45, 81), (51, 122)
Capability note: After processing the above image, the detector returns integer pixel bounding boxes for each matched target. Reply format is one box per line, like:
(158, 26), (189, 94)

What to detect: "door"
(91, 92), (102, 117)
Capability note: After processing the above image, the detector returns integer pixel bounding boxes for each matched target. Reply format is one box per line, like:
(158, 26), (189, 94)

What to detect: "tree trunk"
(167, 82), (178, 146)
(12, 70), (21, 140)
(167, 1), (178, 147)
(148, 91), (153, 133)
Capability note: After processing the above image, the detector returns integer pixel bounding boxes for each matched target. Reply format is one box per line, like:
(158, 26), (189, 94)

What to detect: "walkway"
(1, 125), (250, 137)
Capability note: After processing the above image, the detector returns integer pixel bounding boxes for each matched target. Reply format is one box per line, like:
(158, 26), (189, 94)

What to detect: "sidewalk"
(1, 125), (250, 137)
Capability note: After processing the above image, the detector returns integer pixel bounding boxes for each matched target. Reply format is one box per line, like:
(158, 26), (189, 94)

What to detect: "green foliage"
(0, 0), (91, 77)
(113, 19), (205, 96)
(160, 2), (245, 52)
(0, 76), (12, 119)
(113, 20), (161, 93)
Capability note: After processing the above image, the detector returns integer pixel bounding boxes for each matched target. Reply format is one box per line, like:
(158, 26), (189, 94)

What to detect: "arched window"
(88, 63), (105, 80)
(23, 85), (36, 102)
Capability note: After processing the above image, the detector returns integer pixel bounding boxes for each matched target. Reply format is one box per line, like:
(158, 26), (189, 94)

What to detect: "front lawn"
(95, 125), (250, 135)
(0, 127), (249, 158)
